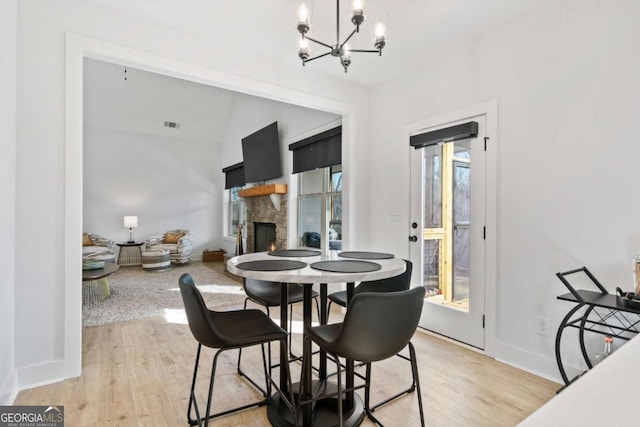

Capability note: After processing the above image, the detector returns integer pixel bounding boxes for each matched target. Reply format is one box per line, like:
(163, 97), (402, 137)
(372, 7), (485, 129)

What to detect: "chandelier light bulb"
(343, 44), (351, 57)
(295, 0), (314, 34)
(352, 0), (364, 12)
(341, 44), (352, 72)
(350, 0), (365, 27)
(298, 37), (310, 62)
(372, 11), (389, 51)
(298, 4), (310, 23)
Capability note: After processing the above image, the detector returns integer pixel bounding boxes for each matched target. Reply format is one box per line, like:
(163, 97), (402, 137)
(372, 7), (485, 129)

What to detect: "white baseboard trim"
(0, 370), (18, 405)
(494, 341), (567, 385)
(17, 360), (65, 392)
(418, 329), (571, 385)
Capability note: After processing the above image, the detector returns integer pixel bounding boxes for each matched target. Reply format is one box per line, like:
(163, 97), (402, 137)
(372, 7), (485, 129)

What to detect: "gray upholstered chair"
(82, 233), (116, 263)
(145, 229), (194, 264)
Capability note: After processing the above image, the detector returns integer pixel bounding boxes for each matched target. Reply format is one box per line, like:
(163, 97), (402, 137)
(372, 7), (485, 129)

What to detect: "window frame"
(227, 186), (246, 239)
(297, 165), (342, 250)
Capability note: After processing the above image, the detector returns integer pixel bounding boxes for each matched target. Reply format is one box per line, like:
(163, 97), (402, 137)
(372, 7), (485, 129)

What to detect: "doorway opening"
(64, 34), (356, 378)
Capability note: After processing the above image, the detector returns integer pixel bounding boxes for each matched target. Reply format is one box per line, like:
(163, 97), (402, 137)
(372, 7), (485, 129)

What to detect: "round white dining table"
(227, 250), (406, 427)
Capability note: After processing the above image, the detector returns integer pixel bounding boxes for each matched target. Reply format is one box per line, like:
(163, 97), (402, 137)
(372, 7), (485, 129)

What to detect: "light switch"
(386, 211), (402, 224)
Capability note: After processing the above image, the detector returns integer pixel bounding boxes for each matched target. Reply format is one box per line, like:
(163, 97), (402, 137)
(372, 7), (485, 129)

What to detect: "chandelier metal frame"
(296, 0), (387, 72)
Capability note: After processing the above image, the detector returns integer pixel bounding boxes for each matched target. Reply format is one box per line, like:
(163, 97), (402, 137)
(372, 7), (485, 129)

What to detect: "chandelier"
(295, 0), (388, 72)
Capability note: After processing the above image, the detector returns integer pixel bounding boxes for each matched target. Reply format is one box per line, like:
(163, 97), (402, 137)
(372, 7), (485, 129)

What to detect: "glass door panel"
(452, 160), (470, 307)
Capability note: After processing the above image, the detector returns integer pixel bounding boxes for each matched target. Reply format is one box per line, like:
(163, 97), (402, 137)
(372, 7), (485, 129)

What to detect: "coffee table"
(82, 262), (119, 305)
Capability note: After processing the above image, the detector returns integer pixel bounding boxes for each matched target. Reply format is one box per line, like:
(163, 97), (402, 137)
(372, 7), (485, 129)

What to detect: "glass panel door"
(410, 114), (486, 349)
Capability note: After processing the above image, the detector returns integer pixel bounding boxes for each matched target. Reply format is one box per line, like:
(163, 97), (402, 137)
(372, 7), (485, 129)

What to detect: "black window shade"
(410, 121), (478, 149)
(222, 162), (245, 189)
(289, 126), (342, 174)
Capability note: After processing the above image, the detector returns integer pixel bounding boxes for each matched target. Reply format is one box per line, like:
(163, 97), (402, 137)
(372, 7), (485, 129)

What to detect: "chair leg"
(203, 350), (219, 427)
(260, 343), (272, 398)
(236, 298), (250, 373)
(365, 343), (425, 427)
(238, 303), (275, 385)
(299, 349), (371, 427)
(191, 346), (272, 426)
(288, 303), (295, 358)
(409, 342), (425, 427)
(363, 362), (385, 427)
(187, 344), (203, 426)
(369, 345), (418, 412)
(336, 355), (344, 427)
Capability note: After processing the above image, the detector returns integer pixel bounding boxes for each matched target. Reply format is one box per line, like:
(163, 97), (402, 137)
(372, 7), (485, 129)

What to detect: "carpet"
(83, 262), (246, 327)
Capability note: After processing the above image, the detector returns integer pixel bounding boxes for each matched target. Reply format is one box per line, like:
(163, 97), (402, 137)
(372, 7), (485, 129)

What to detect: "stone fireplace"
(243, 191), (288, 253)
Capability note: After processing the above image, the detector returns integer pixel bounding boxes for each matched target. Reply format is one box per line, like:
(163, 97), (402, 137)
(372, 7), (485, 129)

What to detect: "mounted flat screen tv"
(241, 121), (282, 183)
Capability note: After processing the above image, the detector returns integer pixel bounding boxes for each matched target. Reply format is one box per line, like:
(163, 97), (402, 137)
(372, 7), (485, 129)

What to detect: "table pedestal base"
(267, 382), (365, 427)
(82, 278), (111, 305)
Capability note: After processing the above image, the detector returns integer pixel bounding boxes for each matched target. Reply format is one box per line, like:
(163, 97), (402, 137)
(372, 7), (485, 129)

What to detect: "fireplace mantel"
(239, 184), (287, 211)
(238, 184), (287, 197)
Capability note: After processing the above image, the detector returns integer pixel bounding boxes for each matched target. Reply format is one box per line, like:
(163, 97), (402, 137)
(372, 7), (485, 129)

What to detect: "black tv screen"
(241, 121), (282, 183)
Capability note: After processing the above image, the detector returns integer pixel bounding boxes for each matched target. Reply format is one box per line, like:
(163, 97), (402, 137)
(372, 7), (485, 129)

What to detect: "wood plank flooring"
(15, 263), (558, 426)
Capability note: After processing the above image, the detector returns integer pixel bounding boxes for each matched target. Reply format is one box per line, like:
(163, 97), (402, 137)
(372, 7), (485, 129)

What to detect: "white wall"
(219, 94), (339, 254)
(16, 0), (369, 388)
(83, 127), (221, 255)
(0, 0), (17, 405)
(83, 59), (233, 256)
(369, 0), (640, 380)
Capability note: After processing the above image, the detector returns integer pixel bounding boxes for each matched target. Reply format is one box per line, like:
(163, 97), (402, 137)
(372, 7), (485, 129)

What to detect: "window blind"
(410, 121), (478, 149)
(289, 126), (342, 173)
(222, 162), (245, 189)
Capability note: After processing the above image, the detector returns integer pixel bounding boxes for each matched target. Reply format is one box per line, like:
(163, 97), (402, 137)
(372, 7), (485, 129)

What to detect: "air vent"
(164, 121), (180, 129)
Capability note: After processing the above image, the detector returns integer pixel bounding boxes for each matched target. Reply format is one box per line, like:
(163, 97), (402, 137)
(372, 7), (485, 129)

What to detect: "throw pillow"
(165, 232), (185, 244)
(82, 233), (93, 246)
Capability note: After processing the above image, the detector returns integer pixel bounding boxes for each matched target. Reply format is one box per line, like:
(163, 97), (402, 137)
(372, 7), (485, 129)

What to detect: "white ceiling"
(87, 0), (552, 86)
(83, 58), (339, 142)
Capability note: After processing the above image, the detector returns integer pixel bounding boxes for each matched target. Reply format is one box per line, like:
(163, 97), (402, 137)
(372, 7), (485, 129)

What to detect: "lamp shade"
(123, 216), (138, 228)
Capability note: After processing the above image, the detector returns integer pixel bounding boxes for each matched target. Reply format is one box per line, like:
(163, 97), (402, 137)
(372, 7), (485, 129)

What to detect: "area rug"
(83, 262), (246, 327)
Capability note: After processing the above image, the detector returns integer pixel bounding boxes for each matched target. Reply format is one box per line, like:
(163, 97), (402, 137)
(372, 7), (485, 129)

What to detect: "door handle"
(409, 236), (418, 242)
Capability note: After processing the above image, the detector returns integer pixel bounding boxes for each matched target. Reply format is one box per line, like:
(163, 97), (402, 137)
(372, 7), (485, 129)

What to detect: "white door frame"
(64, 33), (357, 378)
(404, 100), (498, 356)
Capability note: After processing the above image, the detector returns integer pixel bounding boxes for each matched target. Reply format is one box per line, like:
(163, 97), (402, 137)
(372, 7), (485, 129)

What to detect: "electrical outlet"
(536, 316), (551, 336)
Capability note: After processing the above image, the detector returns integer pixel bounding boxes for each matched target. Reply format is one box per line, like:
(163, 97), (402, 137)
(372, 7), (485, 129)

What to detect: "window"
(298, 165), (342, 250)
(228, 187), (246, 238)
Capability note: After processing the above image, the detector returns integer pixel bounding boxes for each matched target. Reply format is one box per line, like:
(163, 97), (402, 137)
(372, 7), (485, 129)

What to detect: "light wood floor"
(15, 264), (558, 426)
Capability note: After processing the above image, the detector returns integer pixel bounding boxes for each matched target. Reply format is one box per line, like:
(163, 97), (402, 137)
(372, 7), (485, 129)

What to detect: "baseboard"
(17, 360), (65, 392)
(418, 329), (568, 385)
(0, 370), (18, 405)
(493, 341), (566, 384)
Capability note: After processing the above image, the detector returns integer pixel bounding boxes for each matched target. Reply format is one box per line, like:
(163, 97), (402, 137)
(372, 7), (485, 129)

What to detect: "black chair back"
(329, 286), (425, 363)
(179, 273), (226, 348)
(244, 278), (281, 305)
(356, 259), (413, 295)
